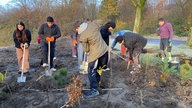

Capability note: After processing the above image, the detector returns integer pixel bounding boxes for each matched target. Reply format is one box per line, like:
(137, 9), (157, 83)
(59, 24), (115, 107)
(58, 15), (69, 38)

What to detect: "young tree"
(131, 0), (146, 33)
(98, 0), (119, 22)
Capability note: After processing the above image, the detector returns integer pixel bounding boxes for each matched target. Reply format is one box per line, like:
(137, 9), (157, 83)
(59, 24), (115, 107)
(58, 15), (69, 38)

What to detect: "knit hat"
(78, 23), (88, 34)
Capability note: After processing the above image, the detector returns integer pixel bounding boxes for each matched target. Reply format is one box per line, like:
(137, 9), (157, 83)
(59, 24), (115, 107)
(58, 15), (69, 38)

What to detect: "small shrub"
(141, 54), (161, 68)
(160, 58), (177, 83)
(180, 60), (192, 80)
(187, 38), (192, 48)
(52, 68), (68, 87)
(0, 72), (4, 83)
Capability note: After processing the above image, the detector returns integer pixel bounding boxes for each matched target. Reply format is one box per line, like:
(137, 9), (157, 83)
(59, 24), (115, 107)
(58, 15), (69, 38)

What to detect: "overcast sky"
(0, 0), (11, 6)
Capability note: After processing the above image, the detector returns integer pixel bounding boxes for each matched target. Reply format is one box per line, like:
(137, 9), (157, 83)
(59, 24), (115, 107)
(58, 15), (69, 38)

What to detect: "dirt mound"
(0, 38), (192, 108)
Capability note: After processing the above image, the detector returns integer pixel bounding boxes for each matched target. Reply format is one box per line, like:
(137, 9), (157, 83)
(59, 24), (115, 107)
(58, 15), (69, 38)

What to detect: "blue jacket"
(111, 30), (131, 49)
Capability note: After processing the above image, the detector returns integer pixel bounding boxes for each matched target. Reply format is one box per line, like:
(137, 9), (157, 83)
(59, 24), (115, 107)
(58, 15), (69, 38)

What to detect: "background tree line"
(0, 0), (192, 47)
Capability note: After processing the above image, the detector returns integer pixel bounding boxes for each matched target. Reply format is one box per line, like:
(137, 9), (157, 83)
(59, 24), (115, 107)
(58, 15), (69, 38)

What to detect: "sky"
(0, 0), (11, 6)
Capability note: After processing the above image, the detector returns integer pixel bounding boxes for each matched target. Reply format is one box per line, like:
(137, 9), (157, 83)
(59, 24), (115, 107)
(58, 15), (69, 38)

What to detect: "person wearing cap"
(75, 20), (108, 98)
(111, 30), (131, 57)
(116, 32), (147, 74)
(13, 21), (31, 74)
(157, 18), (173, 62)
(38, 16), (61, 71)
(100, 21), (116, 71)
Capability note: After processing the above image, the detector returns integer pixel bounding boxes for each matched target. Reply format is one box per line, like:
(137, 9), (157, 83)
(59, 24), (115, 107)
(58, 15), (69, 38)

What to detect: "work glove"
(46, 36), (55, 42)
(72, 39), (77, 46)
(168, 38), (172, 46)
(156, 27), (160, 31)
(156, 28), (160, 36)
(24, 43), (29, 48)
(168, 38), (172, 42)
(97, 65), (106, 75)
(20, 43), (28, 49)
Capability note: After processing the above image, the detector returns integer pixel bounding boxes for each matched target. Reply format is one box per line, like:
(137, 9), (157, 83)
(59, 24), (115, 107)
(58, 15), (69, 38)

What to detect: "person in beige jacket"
(76, 20), (108, 98)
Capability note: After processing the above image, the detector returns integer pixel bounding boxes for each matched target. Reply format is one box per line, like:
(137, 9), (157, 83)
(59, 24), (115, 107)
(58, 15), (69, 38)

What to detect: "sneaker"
(130, 68), (141, 74)
(84, 89), (99, 98)
(72, 55), (77, 58)
(103, 68), (110, 72)
(42, 63), (48, 67)
(24, 71), (30, 75)
(18, 71), (21, 74)
(53, 57), (56, 61)
(79, 70), (88, 74)
(51, 68), (57, 71)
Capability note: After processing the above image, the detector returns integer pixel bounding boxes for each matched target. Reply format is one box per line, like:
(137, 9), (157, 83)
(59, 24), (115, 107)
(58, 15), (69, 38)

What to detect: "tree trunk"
(133, 7), (142, 33)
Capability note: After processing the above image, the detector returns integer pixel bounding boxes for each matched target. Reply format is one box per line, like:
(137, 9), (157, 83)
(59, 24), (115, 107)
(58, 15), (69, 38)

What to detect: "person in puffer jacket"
(116, 32), (147, 74)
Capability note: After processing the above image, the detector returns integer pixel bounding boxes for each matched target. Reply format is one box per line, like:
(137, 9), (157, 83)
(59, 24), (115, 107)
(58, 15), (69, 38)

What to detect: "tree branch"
(131, 0), (137, 7)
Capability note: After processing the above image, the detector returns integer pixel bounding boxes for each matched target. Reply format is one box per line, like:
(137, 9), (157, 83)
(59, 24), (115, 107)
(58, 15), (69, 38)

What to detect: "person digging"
(116, 32), (147, 74)
(76, 20), (108, 98)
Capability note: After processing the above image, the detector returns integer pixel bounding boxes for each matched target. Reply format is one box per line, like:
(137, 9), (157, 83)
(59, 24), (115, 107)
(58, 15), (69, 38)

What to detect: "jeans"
(88, 60), (99, 90)
(77, 43), (84, 66)
(40, 41), (55, 68)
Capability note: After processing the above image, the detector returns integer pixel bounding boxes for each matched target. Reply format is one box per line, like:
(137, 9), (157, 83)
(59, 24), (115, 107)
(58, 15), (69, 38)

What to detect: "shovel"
(45, 41), (52, 76)
(17, 43), (27, 83)
(80, 52), (88, 74)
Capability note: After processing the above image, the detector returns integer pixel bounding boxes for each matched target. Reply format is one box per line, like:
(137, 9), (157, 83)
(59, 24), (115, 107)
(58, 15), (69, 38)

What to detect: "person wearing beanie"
(76, 20), (108, 98)
(38, 16), (61, 71)
(111, 30), (131, 57)
(100, 21), (116, 71)
(116, 32), (147, 74)
(13, 21), (31, 74)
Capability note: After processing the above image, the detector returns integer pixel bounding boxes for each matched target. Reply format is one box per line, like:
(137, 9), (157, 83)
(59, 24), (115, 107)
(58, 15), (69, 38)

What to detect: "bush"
(187, 27), (192, 48)
(52, 68), (68, 87)
(0, 72), (4, 83)
(179, 60), (192, 80)
(140, 54), (161, 68)
(171, 18), (189, 37)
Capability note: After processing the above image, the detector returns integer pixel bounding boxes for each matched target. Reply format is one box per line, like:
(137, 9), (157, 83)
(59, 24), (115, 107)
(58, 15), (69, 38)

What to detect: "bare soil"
(0, 38), (191, 108)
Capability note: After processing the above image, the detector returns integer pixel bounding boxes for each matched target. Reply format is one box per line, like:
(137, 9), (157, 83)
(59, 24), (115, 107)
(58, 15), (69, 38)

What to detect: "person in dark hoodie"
(116, 32), (147, 74)
(13, 21), (31, 74)
(38, 16), (61, 71)
(100, 21), (116, 71)
(76, 20), (108, 98)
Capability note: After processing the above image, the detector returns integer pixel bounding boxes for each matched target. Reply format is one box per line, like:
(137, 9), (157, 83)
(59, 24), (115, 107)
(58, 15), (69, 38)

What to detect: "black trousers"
(40, 41), (55, 68)
(98, 51), (108, 69)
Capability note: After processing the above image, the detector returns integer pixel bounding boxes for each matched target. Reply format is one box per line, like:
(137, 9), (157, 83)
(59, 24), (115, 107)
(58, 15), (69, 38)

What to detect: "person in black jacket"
(38, 16), (61, 71)
(100, 21), (116, 71)
(116, 32), (147, 74)
(13, 21), (31, 74)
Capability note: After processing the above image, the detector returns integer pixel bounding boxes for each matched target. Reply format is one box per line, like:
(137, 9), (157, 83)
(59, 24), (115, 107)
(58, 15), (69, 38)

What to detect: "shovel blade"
(45, 70), (52, 76)
(17, 76), (26, 83)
